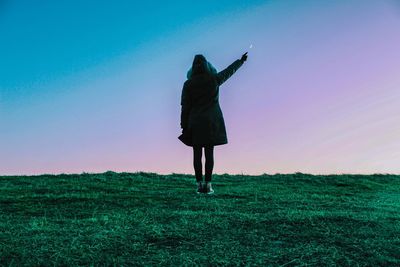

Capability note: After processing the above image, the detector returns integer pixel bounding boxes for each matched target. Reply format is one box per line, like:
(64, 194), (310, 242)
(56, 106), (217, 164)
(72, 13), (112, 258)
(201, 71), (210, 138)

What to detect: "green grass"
(0, 171), (399, 266)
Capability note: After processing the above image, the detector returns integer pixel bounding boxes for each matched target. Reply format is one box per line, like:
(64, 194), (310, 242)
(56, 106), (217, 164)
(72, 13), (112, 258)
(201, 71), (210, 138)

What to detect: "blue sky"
(1, 1), (400, 175)
(0, 0), (265, 97)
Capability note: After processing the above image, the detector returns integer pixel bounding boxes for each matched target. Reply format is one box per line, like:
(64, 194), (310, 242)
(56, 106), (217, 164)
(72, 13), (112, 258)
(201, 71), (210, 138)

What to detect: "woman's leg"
(193, 146), (203, 182)
(204, 145), (214, 182)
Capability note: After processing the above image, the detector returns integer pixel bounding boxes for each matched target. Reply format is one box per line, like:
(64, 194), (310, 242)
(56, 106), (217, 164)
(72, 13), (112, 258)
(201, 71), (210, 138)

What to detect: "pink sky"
(1, 0), (400, 175)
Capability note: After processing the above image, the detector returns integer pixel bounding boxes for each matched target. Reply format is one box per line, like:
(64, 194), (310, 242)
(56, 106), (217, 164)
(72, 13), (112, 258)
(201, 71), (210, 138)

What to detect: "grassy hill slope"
(0, 172), (399, 266)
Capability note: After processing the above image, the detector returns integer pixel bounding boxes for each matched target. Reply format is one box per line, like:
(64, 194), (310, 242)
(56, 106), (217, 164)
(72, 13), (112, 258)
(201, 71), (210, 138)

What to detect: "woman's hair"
(187, 54), (217, 79)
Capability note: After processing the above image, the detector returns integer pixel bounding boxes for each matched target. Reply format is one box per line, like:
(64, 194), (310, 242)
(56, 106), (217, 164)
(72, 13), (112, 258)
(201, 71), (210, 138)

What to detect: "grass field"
(0, 171), (399, 266)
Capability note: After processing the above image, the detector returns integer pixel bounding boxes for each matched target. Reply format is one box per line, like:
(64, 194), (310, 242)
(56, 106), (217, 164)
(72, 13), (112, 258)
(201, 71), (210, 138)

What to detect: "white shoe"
(205, 182), (214, 194)
(196, 181), (204, 194)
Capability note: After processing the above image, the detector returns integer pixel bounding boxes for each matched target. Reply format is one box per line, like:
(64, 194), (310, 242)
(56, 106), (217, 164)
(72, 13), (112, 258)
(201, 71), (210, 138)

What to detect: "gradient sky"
(1, 0), (400, 175)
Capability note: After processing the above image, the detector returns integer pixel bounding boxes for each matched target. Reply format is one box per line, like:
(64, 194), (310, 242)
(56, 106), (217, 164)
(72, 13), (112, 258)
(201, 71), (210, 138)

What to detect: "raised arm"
(180, 82), (191, 130)
(216, 53), (247, 86)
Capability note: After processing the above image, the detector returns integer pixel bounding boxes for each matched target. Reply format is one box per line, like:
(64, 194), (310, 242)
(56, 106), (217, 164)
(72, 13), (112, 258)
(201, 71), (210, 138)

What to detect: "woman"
(179, 52), (248, 194)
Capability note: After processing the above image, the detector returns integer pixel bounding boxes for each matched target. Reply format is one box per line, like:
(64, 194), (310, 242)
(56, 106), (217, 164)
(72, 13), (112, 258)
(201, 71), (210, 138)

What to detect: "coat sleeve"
(216, 59), (244, 86)
(180, 82), (191, 129)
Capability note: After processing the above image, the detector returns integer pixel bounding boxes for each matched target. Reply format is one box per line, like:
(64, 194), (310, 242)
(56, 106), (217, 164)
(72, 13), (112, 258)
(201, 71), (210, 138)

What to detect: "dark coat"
(179, 59), (244, 147)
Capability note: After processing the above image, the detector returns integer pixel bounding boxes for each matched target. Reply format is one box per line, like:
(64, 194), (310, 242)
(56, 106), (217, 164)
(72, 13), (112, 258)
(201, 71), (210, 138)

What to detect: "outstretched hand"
(241, 52), (248, 62)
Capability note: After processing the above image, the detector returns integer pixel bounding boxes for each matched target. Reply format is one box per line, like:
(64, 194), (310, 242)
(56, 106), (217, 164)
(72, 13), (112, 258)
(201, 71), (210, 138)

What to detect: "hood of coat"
(187, 54), (217, 79)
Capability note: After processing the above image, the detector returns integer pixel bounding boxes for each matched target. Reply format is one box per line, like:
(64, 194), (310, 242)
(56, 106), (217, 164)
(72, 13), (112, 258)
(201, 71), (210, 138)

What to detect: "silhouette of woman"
(179, 52), (248, 194)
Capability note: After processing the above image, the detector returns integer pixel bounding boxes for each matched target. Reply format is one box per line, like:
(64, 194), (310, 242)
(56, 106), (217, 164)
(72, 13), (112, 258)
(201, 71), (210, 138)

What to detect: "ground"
(0, 171), (399, 266)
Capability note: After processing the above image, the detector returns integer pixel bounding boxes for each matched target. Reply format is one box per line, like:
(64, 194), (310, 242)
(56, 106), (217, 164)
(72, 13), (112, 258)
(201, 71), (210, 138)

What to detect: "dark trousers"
(193, 145), (214, 182)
